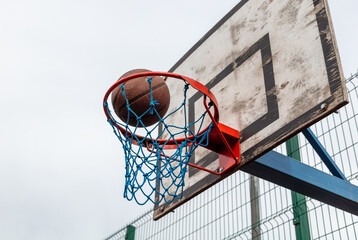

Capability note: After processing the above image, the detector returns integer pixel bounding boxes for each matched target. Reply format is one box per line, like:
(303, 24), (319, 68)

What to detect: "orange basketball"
(111, 69), (170, 127)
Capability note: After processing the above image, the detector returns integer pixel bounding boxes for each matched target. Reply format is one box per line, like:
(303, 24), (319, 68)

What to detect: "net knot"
(152, 142), (160, 149)
(149, 100), (159, 115)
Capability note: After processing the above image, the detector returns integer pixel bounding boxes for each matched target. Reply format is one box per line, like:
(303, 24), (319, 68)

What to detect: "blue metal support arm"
(242, 151), (358, 216)
(302, 128), (347, 180)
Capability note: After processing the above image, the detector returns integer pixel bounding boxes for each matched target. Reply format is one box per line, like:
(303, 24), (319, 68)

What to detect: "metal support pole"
(125, 225), (135, 240)
(242, 150), (358, 215)
(286, 135), (311, 240)
(302, 128), (347, 180)
(250, 175), (261, 240)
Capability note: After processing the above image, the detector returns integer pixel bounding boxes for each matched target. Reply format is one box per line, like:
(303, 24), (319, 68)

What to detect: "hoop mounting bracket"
(188, 123), (241, 175)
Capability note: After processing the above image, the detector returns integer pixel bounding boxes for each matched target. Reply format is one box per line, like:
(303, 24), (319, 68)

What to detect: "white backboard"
(154, 0), (347, 219)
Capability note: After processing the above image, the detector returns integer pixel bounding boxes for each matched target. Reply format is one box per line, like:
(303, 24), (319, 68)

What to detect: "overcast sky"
(0, 0), (357, 239)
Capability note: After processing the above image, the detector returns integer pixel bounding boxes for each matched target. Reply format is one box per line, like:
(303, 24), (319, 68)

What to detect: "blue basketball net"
(104, 77), (214, 205)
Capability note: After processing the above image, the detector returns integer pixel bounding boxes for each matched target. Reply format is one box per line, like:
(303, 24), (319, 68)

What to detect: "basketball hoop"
(103, 72), (240, 205)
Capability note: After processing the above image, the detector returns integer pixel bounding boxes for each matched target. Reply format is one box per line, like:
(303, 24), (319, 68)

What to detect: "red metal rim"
(103, 72), (220, 146)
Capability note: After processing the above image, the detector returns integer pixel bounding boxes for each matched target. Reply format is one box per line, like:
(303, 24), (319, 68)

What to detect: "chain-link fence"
(105, 71), (358, 240)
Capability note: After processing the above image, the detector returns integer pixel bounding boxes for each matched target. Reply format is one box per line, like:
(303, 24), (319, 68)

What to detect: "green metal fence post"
(125, 225), (135, 240)
(286, 135), (311, 240)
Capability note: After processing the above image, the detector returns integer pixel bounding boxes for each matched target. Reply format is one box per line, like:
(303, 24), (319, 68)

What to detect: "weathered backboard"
(154, 0), (348, 219)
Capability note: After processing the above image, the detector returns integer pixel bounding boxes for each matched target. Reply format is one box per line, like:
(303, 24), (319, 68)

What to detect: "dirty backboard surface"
(154, 0), (347, 219)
